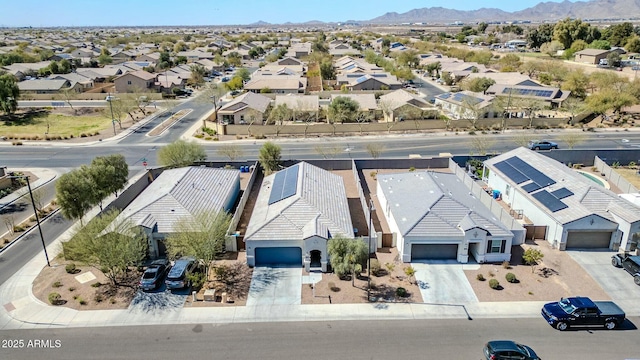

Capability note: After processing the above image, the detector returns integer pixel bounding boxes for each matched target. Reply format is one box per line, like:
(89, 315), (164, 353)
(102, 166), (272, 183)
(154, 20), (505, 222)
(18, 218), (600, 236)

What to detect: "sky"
(0, 0), (576, 27)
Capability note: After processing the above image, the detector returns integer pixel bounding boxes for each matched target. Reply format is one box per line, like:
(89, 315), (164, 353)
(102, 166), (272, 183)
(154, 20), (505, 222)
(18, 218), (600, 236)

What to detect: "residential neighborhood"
(3, 2), (640, 358)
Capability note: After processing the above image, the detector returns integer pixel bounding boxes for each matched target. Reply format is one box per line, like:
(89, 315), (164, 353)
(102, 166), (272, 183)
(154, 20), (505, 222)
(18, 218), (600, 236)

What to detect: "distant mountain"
(367, 0), (640, 23)
(249, 20), (271, 26)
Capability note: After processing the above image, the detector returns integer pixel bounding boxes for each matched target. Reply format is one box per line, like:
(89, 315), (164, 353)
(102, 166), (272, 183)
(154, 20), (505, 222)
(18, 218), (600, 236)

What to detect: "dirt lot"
(302, 248), (421, 304)
(465, 240), (610, 302)
(32, 257), (137, 310)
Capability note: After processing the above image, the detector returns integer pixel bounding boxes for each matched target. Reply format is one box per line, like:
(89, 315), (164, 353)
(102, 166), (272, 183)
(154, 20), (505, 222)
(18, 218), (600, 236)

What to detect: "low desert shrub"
(78, 297), (87, 305)
(328, 281), (340, 292)
(52, 281), (63, 288)
(385, 262), (395, 272)
(476, 273), (485, 281)
(370, 259), (381, 276)
(502, 261), (511, 269)
(488, 270), (495, 277)
(505, 272), (518, 283)
(94, 294), (104, 303)
(65, 263), (77, 274)
(48, 292), (61, 305)
(396, 287), (407, 297)
(91, 282), (102, 288)
(68, 287), (76, 292)
(489, 279), (500, 289)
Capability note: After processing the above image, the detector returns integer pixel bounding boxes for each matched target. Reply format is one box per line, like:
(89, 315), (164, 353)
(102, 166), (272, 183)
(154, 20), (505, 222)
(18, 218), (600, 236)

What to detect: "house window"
(487, 239), (506, 253)
(127, 80), (132, 85)
(505, 184), (511, 196)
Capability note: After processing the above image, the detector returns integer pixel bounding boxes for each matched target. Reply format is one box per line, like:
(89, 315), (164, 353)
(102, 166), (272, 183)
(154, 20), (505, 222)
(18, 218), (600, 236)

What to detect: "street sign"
(142, 161), (148, 167)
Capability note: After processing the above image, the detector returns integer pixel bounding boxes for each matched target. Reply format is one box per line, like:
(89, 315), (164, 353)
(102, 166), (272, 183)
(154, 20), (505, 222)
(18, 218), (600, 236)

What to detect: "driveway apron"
(412, 260), (479, 304)
(247, 266), (302, 306)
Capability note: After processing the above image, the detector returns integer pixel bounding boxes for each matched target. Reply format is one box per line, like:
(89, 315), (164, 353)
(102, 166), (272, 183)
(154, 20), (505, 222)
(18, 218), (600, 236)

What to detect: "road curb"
(0, 208), (61, 255)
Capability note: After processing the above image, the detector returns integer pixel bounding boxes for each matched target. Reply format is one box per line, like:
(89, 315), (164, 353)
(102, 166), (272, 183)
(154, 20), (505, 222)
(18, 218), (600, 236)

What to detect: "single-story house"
(379, 89), (433, 122)
(114, 70), (156, 93)
(485, 84), (571, 107)
(377, 171), (515, 263)
(434, 90), (496, 120)
(18, 79), (82, 94)
(49, 73), (94, 91)
(287, 42), (312, 58)
(111, 167), (241, 258)
(244, 162), (354, 272)
(574, 49), (611, 65)
(484, 147), (640, 252)
(345, 73), (402, 91)
(244, 76), (306, 94)
(277, 57), (304, 66)
(218, 92), (271, 124)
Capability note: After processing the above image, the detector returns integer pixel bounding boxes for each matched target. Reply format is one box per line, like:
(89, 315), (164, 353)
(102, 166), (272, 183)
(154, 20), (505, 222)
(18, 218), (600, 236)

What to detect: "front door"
(310, 250), (321, 268)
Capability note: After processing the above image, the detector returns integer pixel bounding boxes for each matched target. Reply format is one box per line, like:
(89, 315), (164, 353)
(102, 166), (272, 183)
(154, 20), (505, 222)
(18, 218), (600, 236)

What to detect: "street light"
(107, 92), (116, 136)
(8, 174), (50, 267)
(367, 198), (375, 301)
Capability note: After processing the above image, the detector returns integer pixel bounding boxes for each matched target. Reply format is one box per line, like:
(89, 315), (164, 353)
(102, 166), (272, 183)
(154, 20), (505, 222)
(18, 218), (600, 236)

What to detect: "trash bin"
(492, 190), (501, 199)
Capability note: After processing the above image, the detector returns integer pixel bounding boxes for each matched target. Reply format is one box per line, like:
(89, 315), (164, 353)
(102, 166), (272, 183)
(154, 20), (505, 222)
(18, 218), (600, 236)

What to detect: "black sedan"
(139, 259), (170, 291)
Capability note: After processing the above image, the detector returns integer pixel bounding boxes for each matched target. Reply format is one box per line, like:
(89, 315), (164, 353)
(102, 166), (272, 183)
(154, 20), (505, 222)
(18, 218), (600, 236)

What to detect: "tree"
(225, 76), (244, 91)
(267, 103), (292, 137)
(90, 154), (129, 198)
(0, 73), (19, 114)
(226, 51), (242, 67)
(626, 36), (640, 53)
(320, 61), (336, 80)
(512, 133), (536, 148)
(56, 166), (98, 224)
(217, 144), (244, 161)
(235, 68), (251, 82)
(461, 77), (495, 93)
(63, 209), (147, 286)
(328, 96), (360, 125)
(366, 143), (385, 159)
(477, 22), (488, 33)
(560, 132), (587, 149)
(527, 23), (555, 49)
(520, 98), (546, 129)
(258, 141), (281, 175)
(189, 64), (207, 88)
(470, 136), (496, 156)
(327, 236), (368, 286)
(586, 89), (635, 120)
(314, 145), (342, 159)
(562, 69), (589, 99)
(497, 54), (522, 72)
(553, 18), (597, 49)
(561, 97), (586, 124)
(157, 140), (207, 168)
(164, 210), (232, 276)
(98, 53), (112, 65)
(540, 41), (564, 57)
(522, 248), (544, 273)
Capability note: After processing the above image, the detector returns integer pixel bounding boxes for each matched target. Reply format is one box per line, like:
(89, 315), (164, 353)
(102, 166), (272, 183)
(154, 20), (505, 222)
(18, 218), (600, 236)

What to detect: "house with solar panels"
(434, 90), (496, 120)
(377, 171), (515, 263)
(485, 84), (570, 108)
(484, 148), (640, 251)
(244, 162), (354, 272)
(109, 167), (241, 258)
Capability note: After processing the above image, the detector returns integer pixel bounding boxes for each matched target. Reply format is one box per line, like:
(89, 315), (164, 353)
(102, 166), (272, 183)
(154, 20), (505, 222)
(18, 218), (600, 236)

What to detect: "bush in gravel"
(505, 273), (518, 283)
(48, 292), (61, 305)
(328, 281), (340, 292)
(78, 297), (87, 305)
(502, 261), (511, 269)
(385, 262), (395, 272)
(68, 287), (76, 292)
(476, 273), (485, 281)
(91, 282), (102, 288)
(65, 263), (77, 274)
(94, 294), (104, 303)
(52, 281), (63, 288)
(396, 287), (408, 297)
(370, 259), (381, 276)
(489, 279), (500, 289)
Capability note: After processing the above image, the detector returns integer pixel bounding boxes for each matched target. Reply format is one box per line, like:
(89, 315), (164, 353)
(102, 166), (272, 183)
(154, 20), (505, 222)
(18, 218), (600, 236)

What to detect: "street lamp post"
(367, 198), (375, 301)
(107, 92), (116, 136)
(9, 175), (50, 266)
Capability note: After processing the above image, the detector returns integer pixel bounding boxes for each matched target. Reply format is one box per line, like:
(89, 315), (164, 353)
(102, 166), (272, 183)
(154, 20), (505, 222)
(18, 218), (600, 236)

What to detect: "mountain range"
(367, 0), (640, 24)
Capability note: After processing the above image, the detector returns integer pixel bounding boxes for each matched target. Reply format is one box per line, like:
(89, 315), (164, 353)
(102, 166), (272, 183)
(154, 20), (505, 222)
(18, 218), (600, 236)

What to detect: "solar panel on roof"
(505, 156), (555, 187)
(439, 93), (452, 99)
(522, 182), (542, 193)
(495, 161), (529, 184)
(452, 93), (482, 105)
(356, 76), (368, 84)
(532, 190), (568, 212)
(551, 187), (574, 199)
(267, 164), (299, 205)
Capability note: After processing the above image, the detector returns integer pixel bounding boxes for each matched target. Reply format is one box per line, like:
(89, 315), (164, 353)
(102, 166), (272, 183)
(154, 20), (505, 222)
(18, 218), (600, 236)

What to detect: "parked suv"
(611, 252), (640, 285)
(165, 257), (197, 290)
(139, 259), (170, 291)
(483, 340), (540, 360)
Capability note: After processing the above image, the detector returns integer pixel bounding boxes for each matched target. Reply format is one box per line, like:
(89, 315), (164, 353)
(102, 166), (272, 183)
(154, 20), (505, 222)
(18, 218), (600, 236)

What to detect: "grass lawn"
(0, 109), (112, 139)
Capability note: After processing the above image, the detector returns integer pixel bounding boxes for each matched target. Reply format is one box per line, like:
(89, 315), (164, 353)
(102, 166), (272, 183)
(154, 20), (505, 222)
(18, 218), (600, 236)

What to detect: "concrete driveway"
(246, 266), (302, 306)
(412, 260), (479, 304)
(568, 250), (640, 312)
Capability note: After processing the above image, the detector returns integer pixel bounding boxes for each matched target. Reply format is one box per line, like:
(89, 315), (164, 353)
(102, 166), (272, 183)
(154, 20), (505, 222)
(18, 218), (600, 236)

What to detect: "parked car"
(139, 259), (170, 291)
(221, 77), (230, 83)
(105, 95), (119, 102)
(165, 257), (197, 290)
(483, 340), (540, 360)
(611, 252), (640, 285)
(541, 296), (626, 331)
(528, 140), (558, 150)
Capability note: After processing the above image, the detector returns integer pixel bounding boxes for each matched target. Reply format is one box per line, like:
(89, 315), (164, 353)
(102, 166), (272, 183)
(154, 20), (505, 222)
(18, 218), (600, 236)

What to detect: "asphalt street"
(1, 318), (639, 359)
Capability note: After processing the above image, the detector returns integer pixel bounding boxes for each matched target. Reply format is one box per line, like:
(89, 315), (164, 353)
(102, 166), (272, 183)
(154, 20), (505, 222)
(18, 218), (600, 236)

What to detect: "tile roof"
(245, 162), (353, 241)
(378, 171), (513, 238)
(219, 92), (271, 113)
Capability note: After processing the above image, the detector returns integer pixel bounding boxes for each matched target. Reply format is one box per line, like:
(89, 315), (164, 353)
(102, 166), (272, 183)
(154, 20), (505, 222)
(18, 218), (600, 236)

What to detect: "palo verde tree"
(258, 141), (282, 175)
(157, 139), (207, 168)
(164, 210), (232, 276)
(63, 209), (147, 286)
(327, 235), (368, 286)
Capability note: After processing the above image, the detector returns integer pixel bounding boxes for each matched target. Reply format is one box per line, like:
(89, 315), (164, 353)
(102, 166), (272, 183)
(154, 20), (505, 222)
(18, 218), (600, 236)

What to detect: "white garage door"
(411, 244), (458, 261)
(566, 231), (612, 249)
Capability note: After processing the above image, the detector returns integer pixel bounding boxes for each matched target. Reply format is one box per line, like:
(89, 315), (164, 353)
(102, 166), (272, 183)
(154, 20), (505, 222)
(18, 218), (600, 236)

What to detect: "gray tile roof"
(245, 162), (353, 241)
(116, 167), (240, 233)
(378, 172), (513, 238)
(485, 147), (640, 225)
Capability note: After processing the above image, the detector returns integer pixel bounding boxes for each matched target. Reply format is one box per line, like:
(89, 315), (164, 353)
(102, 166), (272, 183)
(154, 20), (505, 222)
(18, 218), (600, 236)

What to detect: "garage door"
(411, 244), (458, 261)
(566, 232), (612, 249)
(255, 247), (302, 266)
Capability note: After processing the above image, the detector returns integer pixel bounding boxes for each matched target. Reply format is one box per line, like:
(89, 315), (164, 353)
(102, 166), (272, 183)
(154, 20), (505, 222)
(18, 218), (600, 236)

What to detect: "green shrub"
(489, 279), (500, 289)
(409, 166), (416, 172)
(370, 259), (381, 276)
(186, 272), (206, 290)
(91, 281), (102, 288)
(52, 281), (63, 288)
(94, 294), (104, 303)
(506, 273), (517, 283)
(110, 298), (117, 304)
(65, 263), (76, 274)
(78, 297), (87, 305)
(328, 281), (340, 292)
(48, 292), (61, 305)
(476, 273), (485, 281)
(396, 287), (407, 297)
(68, 287), (76, 292)
(385, 262), (395, 272)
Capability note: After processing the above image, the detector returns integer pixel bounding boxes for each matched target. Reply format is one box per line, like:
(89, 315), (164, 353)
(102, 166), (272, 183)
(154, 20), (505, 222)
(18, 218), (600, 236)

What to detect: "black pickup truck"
(541, 297), (626, 331)
(611, 253), (640, 285)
